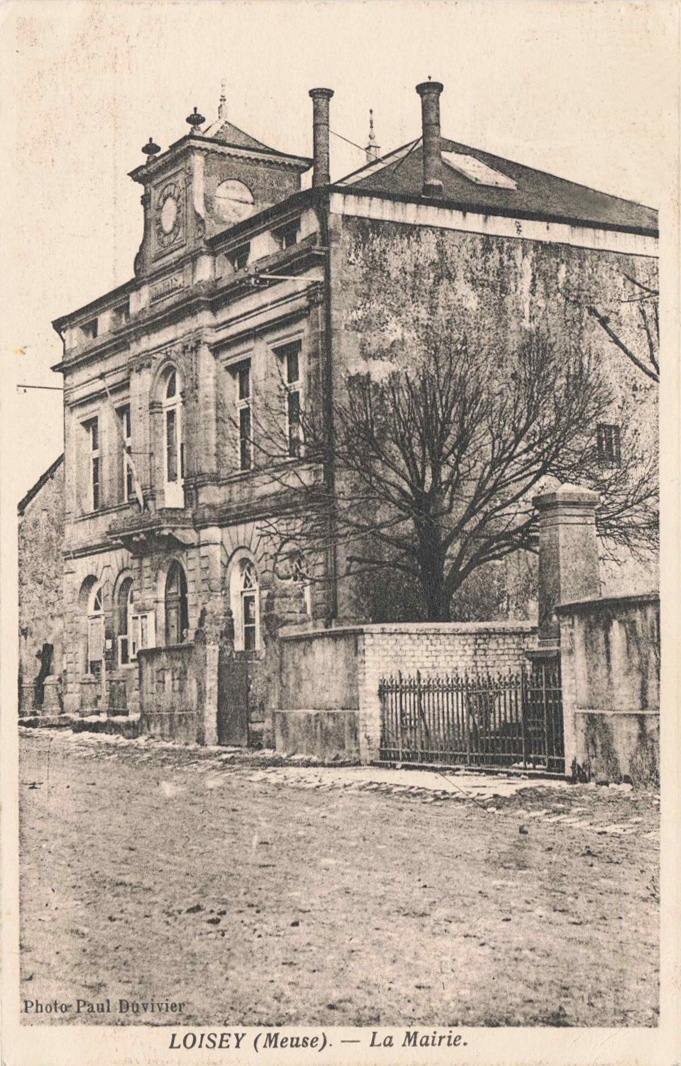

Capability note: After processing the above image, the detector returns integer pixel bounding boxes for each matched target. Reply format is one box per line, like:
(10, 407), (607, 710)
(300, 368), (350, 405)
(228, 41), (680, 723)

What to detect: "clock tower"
(129, 102), (311, 277)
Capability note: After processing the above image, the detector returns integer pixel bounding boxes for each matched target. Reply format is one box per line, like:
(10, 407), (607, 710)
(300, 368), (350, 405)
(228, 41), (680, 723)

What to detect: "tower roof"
(200, 115), (281, 154)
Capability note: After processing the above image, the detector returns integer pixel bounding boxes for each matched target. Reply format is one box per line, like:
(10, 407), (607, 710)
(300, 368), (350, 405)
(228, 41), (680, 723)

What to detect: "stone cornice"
(129, 136), (311, 185)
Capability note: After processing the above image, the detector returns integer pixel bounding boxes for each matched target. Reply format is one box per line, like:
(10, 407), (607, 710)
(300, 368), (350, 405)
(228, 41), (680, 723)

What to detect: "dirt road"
(18, 729), (659, 1027)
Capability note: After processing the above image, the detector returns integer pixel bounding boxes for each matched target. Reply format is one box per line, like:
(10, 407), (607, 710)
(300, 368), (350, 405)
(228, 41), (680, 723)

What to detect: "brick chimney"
(309, 87), (334, 187)
(416, 79), (444, 197)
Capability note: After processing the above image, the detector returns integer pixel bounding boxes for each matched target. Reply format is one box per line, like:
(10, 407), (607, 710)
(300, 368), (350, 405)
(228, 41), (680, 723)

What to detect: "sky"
(1, 0), (678, 504)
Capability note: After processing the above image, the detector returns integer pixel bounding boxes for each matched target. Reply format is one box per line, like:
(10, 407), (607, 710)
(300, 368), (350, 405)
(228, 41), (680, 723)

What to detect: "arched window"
(292, 553), (312, 617)
(87, 582), (104, 676)
(162, 368), (184, 508)
(164, 561), (188, 646)
(229, 557), (260, 652)
(240, 562), (259, 651)
(116, 577), (134, 665)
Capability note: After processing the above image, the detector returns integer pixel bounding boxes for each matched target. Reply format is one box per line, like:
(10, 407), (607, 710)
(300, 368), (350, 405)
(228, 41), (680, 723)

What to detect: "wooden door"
(217, 651), (249, 746)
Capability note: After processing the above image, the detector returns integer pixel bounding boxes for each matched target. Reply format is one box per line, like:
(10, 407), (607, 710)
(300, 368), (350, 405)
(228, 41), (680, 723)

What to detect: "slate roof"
(339, 137), (658, 233)
(201, 116), (277, 153)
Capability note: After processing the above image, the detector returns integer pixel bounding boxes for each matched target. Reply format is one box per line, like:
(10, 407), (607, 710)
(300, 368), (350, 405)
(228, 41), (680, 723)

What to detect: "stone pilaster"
(533, 483), (601, 650)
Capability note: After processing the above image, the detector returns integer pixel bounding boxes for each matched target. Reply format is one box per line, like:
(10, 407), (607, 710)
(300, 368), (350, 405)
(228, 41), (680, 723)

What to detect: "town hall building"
(30, 80), (657, 737)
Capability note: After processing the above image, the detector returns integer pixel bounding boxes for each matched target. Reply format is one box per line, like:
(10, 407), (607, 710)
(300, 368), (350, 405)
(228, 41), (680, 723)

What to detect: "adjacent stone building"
(18, 454), (65, 714)
(45, 80), (657, 732)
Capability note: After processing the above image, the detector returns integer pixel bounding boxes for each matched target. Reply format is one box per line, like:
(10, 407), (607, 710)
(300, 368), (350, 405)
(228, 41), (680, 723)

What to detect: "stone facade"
(18, 455), (65, 714)
(42, 82), (658, 740)
(328, 208), (658, 616)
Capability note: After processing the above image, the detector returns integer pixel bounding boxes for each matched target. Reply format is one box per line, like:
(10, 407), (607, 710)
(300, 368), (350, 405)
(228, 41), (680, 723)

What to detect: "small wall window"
(230, 243), (250, 271)
(273, 219), (299, 250)
(113, 303), (130, 329)
(597, 423), (621, 466)
(81, 318), (98, 342)
(162, 368), (184, 507)
(83, 416), (101, 511)
(234, 361), (253, 471)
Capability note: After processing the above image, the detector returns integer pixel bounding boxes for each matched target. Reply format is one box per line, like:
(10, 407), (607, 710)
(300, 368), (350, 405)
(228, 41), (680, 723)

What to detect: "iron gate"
(378, 662), (564, 773)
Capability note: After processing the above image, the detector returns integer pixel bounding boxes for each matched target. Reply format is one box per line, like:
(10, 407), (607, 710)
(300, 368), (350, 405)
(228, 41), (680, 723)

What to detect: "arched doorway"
(164, 561), (188, 646)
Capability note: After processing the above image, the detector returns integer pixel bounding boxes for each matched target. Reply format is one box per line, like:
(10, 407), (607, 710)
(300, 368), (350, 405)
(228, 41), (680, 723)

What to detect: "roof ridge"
(18, 454), (64, 516)
(204, 116), (276, 154)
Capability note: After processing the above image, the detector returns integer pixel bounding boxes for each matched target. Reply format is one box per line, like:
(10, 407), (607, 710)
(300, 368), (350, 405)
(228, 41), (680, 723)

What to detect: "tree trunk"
(417, 530), (451, 621)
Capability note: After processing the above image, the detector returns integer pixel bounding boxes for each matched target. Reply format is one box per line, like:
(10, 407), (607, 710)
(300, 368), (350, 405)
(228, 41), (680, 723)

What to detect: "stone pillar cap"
(533, 482), (600, 511)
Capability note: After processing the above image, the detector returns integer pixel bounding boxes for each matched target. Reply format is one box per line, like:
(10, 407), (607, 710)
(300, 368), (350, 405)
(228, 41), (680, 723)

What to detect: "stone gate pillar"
(533, 483), (601, 650)
(533, 484), (601, 778)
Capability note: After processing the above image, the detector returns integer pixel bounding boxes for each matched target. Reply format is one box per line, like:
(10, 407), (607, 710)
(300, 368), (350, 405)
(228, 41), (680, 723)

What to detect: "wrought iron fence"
(379, 664), (564, 773)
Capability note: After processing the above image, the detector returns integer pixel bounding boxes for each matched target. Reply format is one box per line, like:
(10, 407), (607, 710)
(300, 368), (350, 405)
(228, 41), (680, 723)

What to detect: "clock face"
(155, 181), (183, 250)
(214, 179), (255, 225)
(160, 195), (178, 234)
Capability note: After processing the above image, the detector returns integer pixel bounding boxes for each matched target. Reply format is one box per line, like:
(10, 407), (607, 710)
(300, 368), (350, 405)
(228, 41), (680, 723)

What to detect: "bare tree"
(250, 326), (658, 622)
(569, 270), (660, 384)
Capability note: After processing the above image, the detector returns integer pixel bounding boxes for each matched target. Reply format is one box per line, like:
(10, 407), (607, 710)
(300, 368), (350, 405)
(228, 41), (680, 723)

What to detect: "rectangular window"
(597, 423), (621, 465)
(237, 362), (251, 402)
(277, 341), (303, 458)
(83, 417), (100, 510)
(273, 219), (299, 250)
(81, 318), (98, 341)
(113, 304), (130, 329)
(287, 390), (301, 458)
(230, 243), (250, 271)
(239, 406), (252, 472)
(87, 615), (104, 673)
(130, 611), (156, 660)
(166, 408), (178, 482)
(243, 593), (257, 650)
(235, 361), (252, 471)
(118, 405), (134, 502)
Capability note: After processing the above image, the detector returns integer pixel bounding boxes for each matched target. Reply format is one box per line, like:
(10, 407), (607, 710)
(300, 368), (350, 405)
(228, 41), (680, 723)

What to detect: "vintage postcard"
(1, 2), (679, 1065)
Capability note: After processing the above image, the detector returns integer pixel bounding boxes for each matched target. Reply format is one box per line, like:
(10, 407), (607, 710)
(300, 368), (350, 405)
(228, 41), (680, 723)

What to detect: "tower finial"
(218, 80), (227, 120)
(365, 108), (380, 162)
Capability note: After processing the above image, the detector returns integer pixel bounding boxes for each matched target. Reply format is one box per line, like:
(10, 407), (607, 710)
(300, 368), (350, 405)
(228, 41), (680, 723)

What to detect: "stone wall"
(558, 593), (660, 786)
(18, 456), (65, 714)
(329, 213), (659, 619)
(138, 640), (216, 744)
(276, 621), (537, 762)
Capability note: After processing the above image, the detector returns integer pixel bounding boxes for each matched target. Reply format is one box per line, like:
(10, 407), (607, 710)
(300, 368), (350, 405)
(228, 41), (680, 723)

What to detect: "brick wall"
(357, 623), (537, 762)
(278, 621), (537, 761)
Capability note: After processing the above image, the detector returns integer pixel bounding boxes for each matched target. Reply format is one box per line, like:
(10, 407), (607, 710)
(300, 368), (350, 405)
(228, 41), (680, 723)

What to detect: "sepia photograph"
(1, 2), (679, 1065)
